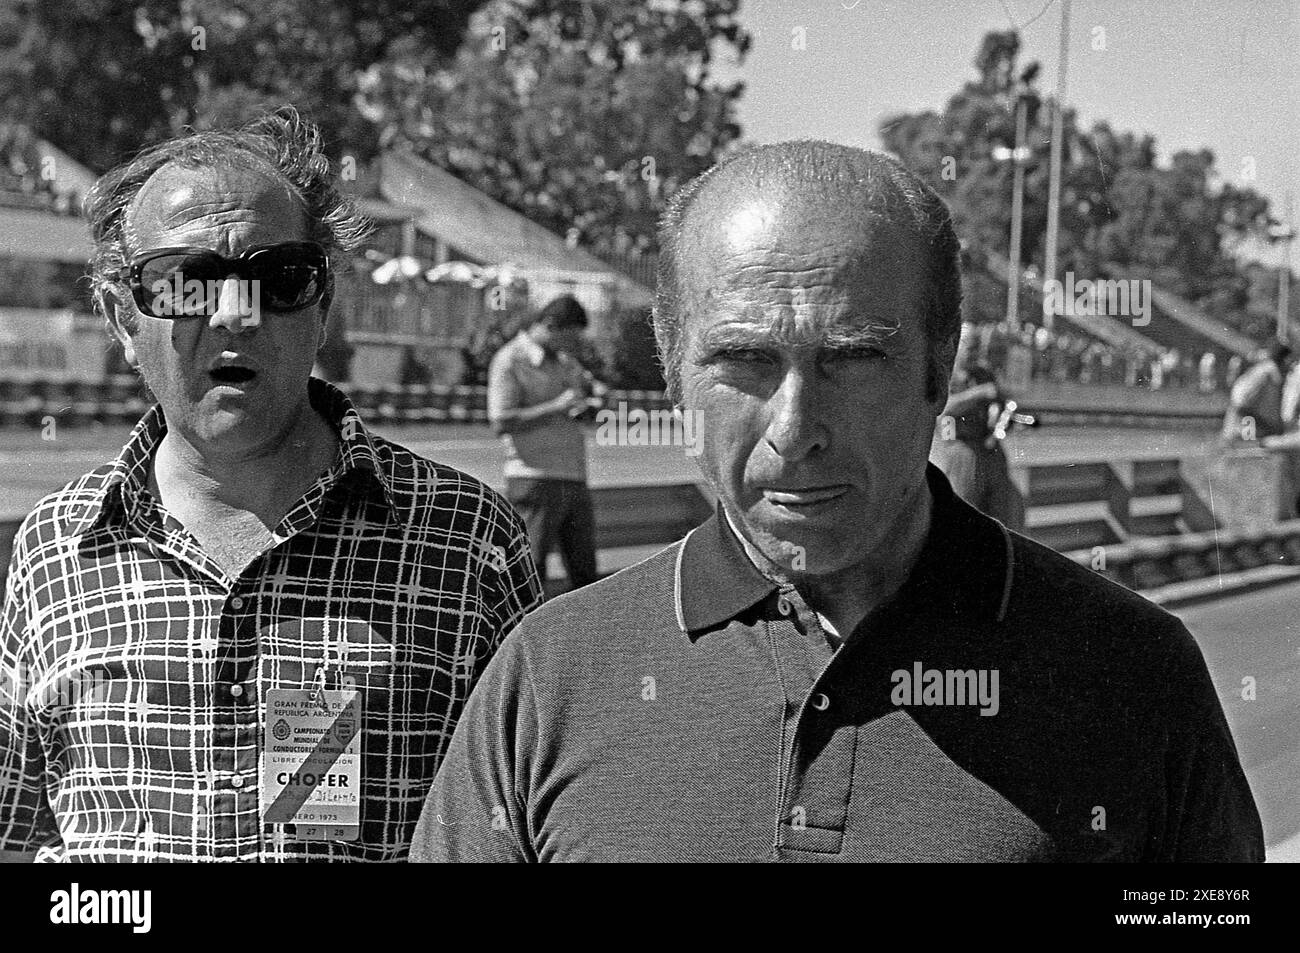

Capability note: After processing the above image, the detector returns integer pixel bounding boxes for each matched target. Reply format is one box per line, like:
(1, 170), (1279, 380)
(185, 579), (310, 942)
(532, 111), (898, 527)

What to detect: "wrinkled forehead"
(678, 190), (929, 345)
(125, 160), (308, 253)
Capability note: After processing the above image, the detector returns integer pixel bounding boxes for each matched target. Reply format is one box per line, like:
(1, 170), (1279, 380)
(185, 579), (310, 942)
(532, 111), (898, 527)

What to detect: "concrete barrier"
(578, 454), (1300, 595)
(1014, 457), (1192, 551)
(0, 379), (1231, 431)
(1065, 521), (1300, 592)
(6, 447), (1298, 604)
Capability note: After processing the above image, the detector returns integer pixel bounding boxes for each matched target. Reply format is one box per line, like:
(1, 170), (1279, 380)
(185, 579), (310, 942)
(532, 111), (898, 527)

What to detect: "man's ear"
(101, 288), (138, 369)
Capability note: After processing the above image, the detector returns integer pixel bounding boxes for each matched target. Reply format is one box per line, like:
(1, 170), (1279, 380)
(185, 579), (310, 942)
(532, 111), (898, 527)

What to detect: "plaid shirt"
(0, 377), (541, 861)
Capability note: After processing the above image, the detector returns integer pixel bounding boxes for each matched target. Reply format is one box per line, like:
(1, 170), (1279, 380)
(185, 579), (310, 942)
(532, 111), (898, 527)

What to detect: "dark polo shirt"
(412, 465), (1264, 862)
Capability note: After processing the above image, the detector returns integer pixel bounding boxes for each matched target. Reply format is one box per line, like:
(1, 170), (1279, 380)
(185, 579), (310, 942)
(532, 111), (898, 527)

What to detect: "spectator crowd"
(973, 321), (1240, 394)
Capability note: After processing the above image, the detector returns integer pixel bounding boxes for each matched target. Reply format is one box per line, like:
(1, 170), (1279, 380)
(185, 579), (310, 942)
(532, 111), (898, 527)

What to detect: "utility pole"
(1004, 94), (1030, 332)
(1277, 193), (1295, 344)
(1043, 0), (1071, 332)
(993, 81), (1034, 335)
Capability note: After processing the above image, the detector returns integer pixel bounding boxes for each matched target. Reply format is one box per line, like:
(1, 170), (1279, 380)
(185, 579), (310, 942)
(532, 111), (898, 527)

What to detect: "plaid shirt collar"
(64, 376), (398, 536)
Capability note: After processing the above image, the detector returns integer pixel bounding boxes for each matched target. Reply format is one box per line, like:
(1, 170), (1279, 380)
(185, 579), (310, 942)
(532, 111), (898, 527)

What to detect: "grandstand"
(0, 128), (105, 383)
(965, 245), (1274, 406)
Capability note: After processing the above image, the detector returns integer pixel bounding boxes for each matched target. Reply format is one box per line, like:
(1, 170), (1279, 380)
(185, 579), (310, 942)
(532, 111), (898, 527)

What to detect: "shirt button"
(777, 595), (793, 616)
(811, 692), (831, 711)
(229, 684), (244, 698)
(230, 596), (245, 610)
(230, 775), (245, 789)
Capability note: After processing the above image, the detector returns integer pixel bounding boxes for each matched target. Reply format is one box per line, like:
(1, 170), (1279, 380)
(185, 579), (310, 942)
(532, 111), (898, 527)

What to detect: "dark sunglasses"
(113, 241), (329, 319)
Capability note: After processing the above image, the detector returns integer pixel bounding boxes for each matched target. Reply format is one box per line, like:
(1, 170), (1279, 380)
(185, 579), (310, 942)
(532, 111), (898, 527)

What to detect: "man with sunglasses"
(0, 108), (541, 861)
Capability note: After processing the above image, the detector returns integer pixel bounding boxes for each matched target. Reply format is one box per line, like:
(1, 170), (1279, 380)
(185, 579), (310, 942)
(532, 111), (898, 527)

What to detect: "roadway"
(1176, 584), (1300, 862)
(1, 420), (1295, 861)
(0, 422), (1220, 517)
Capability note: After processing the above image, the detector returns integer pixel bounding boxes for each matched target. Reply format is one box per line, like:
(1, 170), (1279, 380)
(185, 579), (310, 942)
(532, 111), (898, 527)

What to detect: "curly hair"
(654, 141), (963, 404)
(83, 106), (372, 332)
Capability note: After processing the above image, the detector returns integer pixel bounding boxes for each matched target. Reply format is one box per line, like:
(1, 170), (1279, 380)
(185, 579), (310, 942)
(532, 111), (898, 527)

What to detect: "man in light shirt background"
(1221, 341), (1291, 443)
(488, 294), (602, 595)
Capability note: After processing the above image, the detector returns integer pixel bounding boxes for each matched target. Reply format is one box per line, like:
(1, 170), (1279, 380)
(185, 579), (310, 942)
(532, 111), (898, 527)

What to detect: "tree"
(1239, 259), (1300, 343)
(2, 0), (749, 257)
(0, 0), (487, 173)
(356, 0), (750, 257)
(879, 30), (1283, 338)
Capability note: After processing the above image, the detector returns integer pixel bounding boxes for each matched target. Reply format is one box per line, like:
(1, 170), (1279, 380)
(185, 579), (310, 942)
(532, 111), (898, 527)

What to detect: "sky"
(724, 0), (1299, 264)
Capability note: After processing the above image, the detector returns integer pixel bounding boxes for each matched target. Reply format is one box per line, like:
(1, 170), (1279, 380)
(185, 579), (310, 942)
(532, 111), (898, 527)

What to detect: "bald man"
(412, 142), (1263, 863)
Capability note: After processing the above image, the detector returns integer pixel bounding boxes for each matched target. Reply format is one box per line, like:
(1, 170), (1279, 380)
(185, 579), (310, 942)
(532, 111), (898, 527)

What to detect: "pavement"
(1174, 581), (1300, 862)
(1, 419), (1295, 861)
(0, 421), (1216, 517)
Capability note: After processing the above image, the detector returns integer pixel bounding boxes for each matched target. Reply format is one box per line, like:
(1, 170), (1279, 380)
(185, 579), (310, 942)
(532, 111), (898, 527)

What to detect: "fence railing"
(579, 457), (1300, 595)
(0, 377), (674, 427)
(5, 439), (1300, 601)
(0, 374), (1232, 430)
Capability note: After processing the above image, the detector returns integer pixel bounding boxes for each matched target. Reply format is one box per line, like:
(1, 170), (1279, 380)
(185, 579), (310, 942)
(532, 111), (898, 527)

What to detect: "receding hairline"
(676, 187), (938, 297)
(123, 158), (309, 249)
(652, 140), (962, 403)
(683, 140), (938, 218)
(674, 144), (946, 264)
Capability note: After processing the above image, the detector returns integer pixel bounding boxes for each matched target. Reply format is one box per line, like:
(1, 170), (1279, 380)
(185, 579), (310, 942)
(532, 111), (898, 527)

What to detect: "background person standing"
(930, 322), (1026, 532)
(487, 294), (602, 595)
(1221, 342), (1292, 443)
(1261, 353), (1300, 519)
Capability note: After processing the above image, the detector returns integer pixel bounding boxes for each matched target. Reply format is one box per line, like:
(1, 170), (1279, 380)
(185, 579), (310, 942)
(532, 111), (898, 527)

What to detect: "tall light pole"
(1042, 0), (1071, 332)
(1274, 194), (1295, 344)
(995, 89), (1032, 332)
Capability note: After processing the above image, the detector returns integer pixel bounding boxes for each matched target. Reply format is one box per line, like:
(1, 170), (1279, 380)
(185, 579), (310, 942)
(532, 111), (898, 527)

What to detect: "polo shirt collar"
(880, 464), (1016, 628)
(673, 463), (1015, 636)
(673, 498), (778, 634)
(64, 376), (398, 536)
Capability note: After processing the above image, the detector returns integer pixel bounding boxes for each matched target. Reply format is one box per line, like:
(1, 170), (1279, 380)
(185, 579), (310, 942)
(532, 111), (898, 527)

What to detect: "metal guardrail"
(584, 458), (1300, 597)
(0, 378), (1290, 602)
(0, 376), (151, 427)
(0, 379), (676, 427)
(0, 377), (1228, 430)
(5, 458), (1300, 601)
(1065, 521), (1300, 592)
